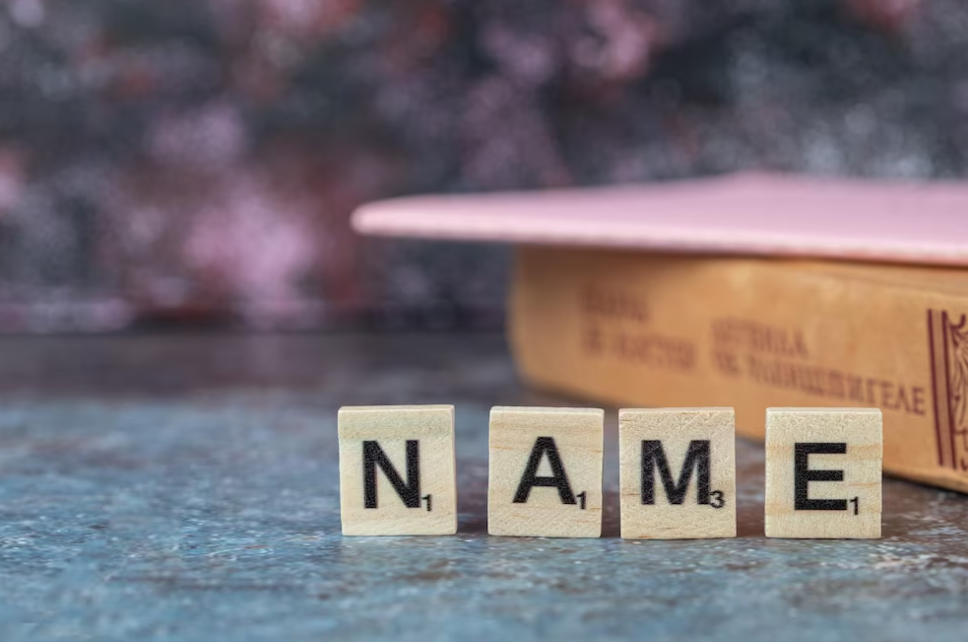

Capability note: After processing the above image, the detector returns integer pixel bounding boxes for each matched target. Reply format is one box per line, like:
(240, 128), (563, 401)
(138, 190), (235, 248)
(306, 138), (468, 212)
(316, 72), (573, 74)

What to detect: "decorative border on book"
(928, 309), (968, 471)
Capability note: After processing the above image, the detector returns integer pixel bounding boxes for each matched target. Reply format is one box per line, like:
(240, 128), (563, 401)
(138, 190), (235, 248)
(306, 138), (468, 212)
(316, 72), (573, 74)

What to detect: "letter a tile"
(488, 407), (603, 538)
(338, 405), (457, 536)
(619, 408), (736, 539)
(765, 408), (882, 539)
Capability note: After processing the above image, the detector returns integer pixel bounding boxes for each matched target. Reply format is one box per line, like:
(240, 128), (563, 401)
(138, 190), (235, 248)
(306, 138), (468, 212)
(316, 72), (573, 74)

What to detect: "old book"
(352, 173), (968, 493)
(510, 248), (968, 493)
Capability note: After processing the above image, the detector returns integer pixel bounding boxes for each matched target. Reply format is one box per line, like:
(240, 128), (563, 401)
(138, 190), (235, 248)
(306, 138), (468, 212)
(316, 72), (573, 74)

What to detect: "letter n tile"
(338, 405), (456, 536)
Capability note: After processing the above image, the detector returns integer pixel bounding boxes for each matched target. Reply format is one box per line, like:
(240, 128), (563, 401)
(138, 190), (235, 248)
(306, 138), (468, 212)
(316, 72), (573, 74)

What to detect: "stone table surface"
(2, 333), (968, 641)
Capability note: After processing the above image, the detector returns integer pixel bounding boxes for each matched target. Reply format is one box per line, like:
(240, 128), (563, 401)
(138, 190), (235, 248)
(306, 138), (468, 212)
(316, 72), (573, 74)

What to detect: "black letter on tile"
(794, 442), (847, 511)
(363, 440), (420, 508)
(513, 437), (577, 505)
(641, 440), (711, 505)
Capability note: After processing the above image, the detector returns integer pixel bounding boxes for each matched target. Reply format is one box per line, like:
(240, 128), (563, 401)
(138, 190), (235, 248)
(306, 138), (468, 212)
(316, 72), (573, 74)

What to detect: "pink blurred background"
(1, 0), (965, 331)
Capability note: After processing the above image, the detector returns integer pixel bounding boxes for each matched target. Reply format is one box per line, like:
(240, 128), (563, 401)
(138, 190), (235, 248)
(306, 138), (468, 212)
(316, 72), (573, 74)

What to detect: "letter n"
(363, 440), (421, 508)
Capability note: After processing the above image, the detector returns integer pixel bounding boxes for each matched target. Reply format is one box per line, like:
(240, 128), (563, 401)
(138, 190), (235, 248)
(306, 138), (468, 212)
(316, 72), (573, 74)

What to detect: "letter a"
(512, 437), (577, 505)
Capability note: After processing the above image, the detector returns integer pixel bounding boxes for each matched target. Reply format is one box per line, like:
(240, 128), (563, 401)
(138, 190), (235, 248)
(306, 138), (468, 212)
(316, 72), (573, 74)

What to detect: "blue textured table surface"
(2, 334), (967, 641)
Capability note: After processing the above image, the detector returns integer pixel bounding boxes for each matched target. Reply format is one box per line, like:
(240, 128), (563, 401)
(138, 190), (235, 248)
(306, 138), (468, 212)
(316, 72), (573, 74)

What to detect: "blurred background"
(2, 0), (967, 333)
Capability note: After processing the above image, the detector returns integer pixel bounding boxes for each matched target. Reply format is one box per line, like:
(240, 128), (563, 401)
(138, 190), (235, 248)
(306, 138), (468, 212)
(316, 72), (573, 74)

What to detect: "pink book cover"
(352, 173), (968, 267)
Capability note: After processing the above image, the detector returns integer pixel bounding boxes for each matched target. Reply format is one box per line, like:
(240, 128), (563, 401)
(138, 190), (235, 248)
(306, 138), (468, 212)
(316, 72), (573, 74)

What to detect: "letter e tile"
(765, 407), (882, 539)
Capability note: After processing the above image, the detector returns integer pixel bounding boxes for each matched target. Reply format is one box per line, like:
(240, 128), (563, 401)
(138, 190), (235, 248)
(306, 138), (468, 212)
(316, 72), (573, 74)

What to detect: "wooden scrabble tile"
(488, 406), (603, 538)
(765, 408), (882, 539)
(338, 405), (457, 536)
(619, 408), (736, 539)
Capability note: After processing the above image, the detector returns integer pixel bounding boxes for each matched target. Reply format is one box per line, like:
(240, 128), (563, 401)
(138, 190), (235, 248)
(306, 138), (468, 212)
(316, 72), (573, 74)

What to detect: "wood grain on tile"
(619, 408), (736, 539)
(339, 405), (457, 536)
(765, 407), (882, 539)
(488, 406), (603, 538)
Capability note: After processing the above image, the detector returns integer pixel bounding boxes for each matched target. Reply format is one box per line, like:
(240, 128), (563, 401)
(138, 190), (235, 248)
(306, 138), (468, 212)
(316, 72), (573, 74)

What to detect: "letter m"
(641, 440), (711, 505)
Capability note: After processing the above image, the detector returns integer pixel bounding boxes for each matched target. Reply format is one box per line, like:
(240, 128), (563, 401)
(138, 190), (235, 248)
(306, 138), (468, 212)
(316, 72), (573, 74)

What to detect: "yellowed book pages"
(509, 247), (968, 493)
